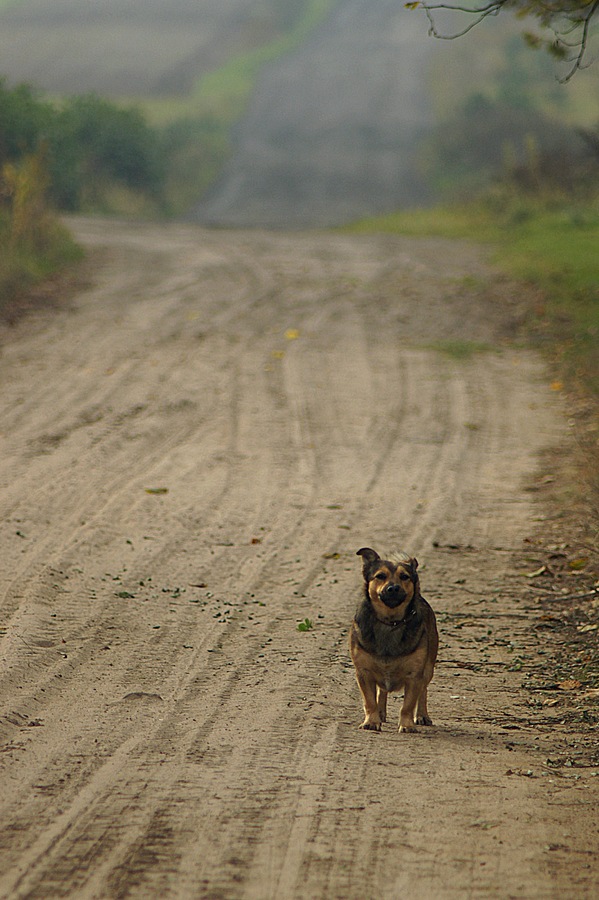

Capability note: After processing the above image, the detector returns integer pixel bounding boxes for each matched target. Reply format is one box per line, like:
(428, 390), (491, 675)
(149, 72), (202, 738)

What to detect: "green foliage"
(0, 148), (82, 316)
(48, 94), (165, 212)
(0, 78), (52, 163)
(0, 79), (166, 215)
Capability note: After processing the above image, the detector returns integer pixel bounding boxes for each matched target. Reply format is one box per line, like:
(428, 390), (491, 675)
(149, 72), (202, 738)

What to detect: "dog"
(349, 547), (438, 733)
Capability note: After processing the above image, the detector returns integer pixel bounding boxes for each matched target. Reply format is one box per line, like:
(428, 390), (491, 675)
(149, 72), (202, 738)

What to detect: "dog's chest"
(370, 619), (410, 658)
(353, 602), (424, 660)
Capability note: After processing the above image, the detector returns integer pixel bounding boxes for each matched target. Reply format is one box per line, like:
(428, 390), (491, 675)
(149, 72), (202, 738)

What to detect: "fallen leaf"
(145, 487), (168, 495)
(550, 381), (563, 391)
(250, 537), (262, 544)
(558, 679), (581, 691)
(577, 623), (597, 633)
(284, 328), (300, 340)
(272, 350), (285, 359)
(322, 552), (341, 559)
(568, 557), (589, 570)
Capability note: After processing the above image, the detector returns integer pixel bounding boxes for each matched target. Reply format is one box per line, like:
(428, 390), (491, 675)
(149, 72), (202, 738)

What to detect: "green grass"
(344, 206), (501, 241)
(347, 201), (599, 395)
(425, 339), (494, 360)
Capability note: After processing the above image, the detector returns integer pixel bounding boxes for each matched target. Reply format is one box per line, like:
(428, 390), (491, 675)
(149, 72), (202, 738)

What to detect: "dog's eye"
(374, 572), (387, 582)
(399, 572), (411, 582)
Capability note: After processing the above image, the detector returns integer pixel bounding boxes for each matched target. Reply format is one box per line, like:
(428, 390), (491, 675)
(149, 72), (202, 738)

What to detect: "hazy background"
(1, 0), (597, 226)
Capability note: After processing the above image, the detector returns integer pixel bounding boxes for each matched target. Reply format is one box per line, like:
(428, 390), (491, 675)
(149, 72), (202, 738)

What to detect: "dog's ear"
(357, 547), (380, 578)
(409, 557), (420, 586)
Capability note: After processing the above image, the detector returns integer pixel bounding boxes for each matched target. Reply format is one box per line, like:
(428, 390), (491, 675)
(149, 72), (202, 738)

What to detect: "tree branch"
(411, 0), (599, 78)
(559, 0), (599, 82)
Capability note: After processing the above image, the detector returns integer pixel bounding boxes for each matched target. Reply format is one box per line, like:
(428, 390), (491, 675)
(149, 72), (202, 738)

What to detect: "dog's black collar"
(375, 601), (417, 627)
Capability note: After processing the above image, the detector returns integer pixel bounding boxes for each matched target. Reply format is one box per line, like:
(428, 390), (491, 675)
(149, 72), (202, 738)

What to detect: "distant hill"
(0, 0), (292, 97)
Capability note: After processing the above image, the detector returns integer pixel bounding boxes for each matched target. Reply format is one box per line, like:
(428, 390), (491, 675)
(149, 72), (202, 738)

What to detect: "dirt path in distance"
(0, 218), (596, 899)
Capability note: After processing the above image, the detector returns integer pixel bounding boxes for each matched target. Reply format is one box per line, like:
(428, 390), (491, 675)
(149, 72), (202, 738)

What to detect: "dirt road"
(0, 219), (596, 899)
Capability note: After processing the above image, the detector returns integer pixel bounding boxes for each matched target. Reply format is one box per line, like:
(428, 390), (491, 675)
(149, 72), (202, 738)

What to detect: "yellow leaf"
(550, 381), (563, 391)
(558, 679), (581, 691)
(272, 350), (285, 359)
(284, 328), (300, 340)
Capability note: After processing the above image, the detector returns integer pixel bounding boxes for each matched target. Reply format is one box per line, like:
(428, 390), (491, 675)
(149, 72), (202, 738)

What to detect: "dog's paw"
(360, 720), (382, 732)
(398, 723), (417, 733)
(416, 715), (433, 726)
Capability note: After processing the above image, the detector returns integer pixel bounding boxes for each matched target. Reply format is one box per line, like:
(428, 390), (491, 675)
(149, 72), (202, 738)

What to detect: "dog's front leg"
(356, 671), (382, 731)
(398, 677), (423, 733)
(376, 686), (388, 723)
(416, 684), (433, 726)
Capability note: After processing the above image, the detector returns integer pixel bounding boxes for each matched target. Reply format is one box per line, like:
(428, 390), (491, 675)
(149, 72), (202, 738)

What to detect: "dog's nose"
(381, 583), (404, 607)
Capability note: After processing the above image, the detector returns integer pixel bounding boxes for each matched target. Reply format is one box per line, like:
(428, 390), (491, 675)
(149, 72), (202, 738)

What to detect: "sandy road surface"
(0, 219), (596, 899)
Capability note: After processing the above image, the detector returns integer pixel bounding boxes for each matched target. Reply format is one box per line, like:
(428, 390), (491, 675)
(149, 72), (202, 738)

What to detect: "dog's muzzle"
(380, 584), (406, 608)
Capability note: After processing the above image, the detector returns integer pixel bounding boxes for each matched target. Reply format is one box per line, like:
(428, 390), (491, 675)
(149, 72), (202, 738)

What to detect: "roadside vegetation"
(0, 80), (157, 317)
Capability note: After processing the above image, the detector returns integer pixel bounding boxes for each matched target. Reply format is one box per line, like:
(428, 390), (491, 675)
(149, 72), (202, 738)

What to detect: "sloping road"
(0, 219), (596, 898)
(194, 0), (436, 226)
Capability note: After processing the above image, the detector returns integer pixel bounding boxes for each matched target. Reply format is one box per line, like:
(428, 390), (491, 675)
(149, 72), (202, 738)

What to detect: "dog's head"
(356, 547), (419, 615)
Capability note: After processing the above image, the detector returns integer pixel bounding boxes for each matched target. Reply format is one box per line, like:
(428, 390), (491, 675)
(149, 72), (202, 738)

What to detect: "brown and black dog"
(349, 547), (438, 733)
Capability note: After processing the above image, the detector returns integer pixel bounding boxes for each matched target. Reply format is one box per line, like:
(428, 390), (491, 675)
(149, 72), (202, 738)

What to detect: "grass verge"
(0, 213), (83, 323)
(346, 200), (599, 397)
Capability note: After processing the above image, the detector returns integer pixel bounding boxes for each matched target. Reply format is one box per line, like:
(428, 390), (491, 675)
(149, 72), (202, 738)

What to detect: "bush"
(49, 93), (165, 211)
(0, 148), (82, 317)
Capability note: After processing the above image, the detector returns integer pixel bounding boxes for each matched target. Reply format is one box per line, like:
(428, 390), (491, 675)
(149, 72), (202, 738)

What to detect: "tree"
(0, 79), (52, 166)
(407, 0), (599, 81)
